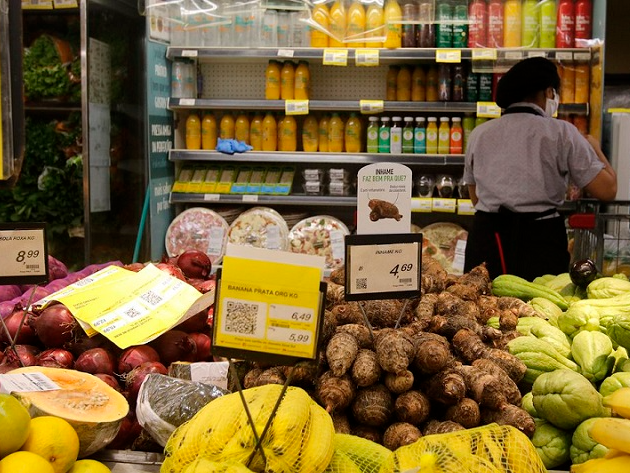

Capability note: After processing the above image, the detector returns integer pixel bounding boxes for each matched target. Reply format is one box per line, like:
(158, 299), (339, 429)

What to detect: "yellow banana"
(500, 425), (547, 473)
(589, 417), (630, 454)
(570, 454), (630, 473)
(323, 451), (362, 473)
(267, 387), (312, 443)
(604, 387), (630, 419)
(294, 403), (335, 473)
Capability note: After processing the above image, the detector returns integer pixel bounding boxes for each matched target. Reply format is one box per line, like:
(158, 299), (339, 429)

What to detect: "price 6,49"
(390, 263), (413, 277)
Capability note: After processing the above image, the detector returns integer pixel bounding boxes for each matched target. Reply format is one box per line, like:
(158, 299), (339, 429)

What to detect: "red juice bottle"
(575, 0), (592, 43)
(487, 0), (504, 48)
(468, 0), (488, 48)
(557, 0), (575, 48)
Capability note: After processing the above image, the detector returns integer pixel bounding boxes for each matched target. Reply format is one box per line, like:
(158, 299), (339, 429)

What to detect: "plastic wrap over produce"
(136, 373), (228, 447)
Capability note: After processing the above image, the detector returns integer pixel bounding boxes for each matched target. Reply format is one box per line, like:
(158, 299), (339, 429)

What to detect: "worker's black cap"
(495, 57), (561, 108)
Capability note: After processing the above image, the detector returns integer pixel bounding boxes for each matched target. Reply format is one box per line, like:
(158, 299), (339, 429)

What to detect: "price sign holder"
(344, 233), (422, 302)
(0, 223), (48, 285)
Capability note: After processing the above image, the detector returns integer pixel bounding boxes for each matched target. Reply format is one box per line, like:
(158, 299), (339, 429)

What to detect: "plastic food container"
(288, 215), (350, 269)
(227, 206), (289, 251)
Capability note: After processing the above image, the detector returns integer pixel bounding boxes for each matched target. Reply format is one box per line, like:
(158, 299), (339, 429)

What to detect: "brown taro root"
(361, 299), (411, 328)
(351, 349), (382, 387)
(384, 370), (414, 394)
(492, 330), (521, 350)
(394, 390), (431, 425)
(423, 368), (467, 405)
(326, 332), (359, 377)
(421, 257), (448, 294)
(332, 302), (365, 325)
(332, 412), (352, 434)
(458, 263), (492, 295)
(413, 293), (438, 321)
(476, 295), (500, 324)
(351, 384), (393, 427)
(452, 328), (527, 383)
(336, 323), (374, 349)
(352, 425), (383, 444)
(444, 398), (481, 429)
(375, 328), (415, 374)
(472, 358), (521, 405)
(499, 309), (519, 331)
(326, 282), (346, 308)
(280, 361), (318, 387)
(481, 403), (536, 438)
(316, 371), (356, 413)
(321, 310), (337, 345)
(422, 419), (465, 436)
(243, 367), (263, 389)
(368, 199), (402, 221)
(383, 422), (422, 450)
(412, 332), (453, 375)
(329, 267), (345, 286)
(254, 366), (286, 386)
(452, 363), (506, 410)
(496, 296), (540, 318)
(429, 314), (481, 340)
(446, 283), (480, 302)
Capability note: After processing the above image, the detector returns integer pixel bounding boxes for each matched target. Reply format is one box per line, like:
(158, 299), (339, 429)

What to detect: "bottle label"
(439, 130), (450, 141)
(403, 130), (414, 141)
(379, 129), (390, 140)
(414, 130), (425, 141)
(427, 130), (437, 141)
(368, 129), (378, 141)
(451, 131), (462, 141)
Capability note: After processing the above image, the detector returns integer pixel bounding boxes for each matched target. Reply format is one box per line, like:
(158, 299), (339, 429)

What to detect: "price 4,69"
(17, 250), (39, 262)
(390, 263), (413, 277)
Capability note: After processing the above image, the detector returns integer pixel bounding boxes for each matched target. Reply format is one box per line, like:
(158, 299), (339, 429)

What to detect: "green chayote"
(571, 330), (614, 383)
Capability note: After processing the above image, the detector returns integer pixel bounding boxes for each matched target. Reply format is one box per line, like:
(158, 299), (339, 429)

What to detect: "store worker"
(463, 56), (617, 281)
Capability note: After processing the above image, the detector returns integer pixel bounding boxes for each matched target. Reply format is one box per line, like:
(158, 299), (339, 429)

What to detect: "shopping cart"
(568, 199), (630, 276)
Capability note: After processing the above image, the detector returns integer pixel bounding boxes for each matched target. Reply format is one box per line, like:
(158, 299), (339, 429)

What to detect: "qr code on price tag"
(224, 300), (264, 336)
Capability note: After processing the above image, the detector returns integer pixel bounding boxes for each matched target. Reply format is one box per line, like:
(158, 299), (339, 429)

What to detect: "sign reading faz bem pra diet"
(357, 163), (412, 235)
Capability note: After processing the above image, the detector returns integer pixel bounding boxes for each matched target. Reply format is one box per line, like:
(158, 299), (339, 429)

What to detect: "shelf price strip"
(355, 49), (380, 67)
(477, 101), (502, 119)
(285, 99), (309, 115)
(323, 49), (349, 66)
(435, 49), (462, 63)
(360, 100), (384, 114)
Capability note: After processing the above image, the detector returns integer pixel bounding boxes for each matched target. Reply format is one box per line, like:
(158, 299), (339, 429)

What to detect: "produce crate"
(569, 199), (630, 276)
(91, 450), (163, 472)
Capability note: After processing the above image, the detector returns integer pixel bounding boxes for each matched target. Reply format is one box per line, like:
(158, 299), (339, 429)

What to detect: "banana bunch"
(571, 387), (630, 473)
(324, 434), (391, 473)
(379, 423), (545, 473)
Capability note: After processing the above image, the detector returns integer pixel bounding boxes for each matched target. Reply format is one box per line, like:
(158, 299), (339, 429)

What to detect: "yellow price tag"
(285, 99), (310, 115)
(411, 198), (433, 213)
(21, 0), (53, 9)
(608, 108), (630, 114)
(436, 49), (462, 63)
(360, 100), (384, 114)
(53, 0), (78, 7)
(323, 49), (349, 66)
(432, 198), (457, 213)
(355, 49), (380, 66)
(472, 49), (498, 60)
(477, 101), (502, 118)
(457, 199), (476, 215)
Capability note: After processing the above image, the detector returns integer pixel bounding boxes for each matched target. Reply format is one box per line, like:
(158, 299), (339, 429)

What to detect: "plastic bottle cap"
(404, 117), (414, 122)
(452, 117), (462, 122)
(381, 117), (390, 122)
(440, 117), (449, 122)
(416, 117), (426, 122)
(428, 117), (437, 122)
(369, 116), (380, 122)
(392, 117), (402, 122)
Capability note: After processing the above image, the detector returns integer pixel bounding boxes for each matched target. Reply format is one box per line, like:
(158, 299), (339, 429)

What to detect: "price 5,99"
(390, 263), (413, 277)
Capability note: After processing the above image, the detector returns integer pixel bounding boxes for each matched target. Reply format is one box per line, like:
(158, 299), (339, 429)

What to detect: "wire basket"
(568, 200), (630, 276)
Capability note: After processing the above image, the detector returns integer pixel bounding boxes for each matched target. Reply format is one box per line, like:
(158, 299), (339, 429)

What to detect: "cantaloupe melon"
(8, 367), (129, 458)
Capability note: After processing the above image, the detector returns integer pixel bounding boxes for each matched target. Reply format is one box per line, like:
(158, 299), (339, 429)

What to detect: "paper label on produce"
(360, 100), (384, 114)
(355, 49), (380, 66)
(458, 199), (476, 215)
(266, 225), (281, 250)
(0, 373), (60, 394)
(472, 49), (497, 60)
(432, 198), (457, 213)
(207, 226), (226, 257)
(190, 361), (229, 390)
(411, 198), (432, 213)
(0, 224), (48, 285)
(452, 239), (467, 274)
(323, 49), (348, 66)
(213, 247), (325, 360)
(330, 230), (346, 262)
(285, 99), (309, 115)
(477, 101), (502, 118)
(435, 49), (462, 63)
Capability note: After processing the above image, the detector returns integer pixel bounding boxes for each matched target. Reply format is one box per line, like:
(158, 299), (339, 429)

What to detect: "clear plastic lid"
(404, 117), (414, 122)
(392, 117), (402, 122)
(440, 116), (450, 122)
(369, 116), (380, 122)
(415, 117), (426, 123)
(288, 216), (350, 270)
(428, 117), (437, 122)
(452, 117), (462, 122)
(381, 117), (390, 122)
(165, 207), (229, 263)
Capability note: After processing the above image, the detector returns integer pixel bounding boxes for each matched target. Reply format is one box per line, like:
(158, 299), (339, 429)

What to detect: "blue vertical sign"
(146, 40), (175, 260)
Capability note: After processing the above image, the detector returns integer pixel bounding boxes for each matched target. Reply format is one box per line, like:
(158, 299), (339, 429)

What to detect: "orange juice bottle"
(328, 112), (345, 152)
(329, 1), (347, 47)
(412, 66), (426, 102)
(386, 65), (399, 100)
(220, 113), (235, 140)
(574, 62), (590, 104)
(311, 3), (330, 48)
(365, 2), (385, 47)
(318, 114), (330, 152)
(186, 112), (201, 150)
(261, 112), (277, 151)
(277, 115), (285, 150)
(201, 113), (217, 150)
(396, 65), (412, 101)
(426, 65), (439, 102)
(449, 117), (463, 154)
(280, 61), (295, 100)
(279, 115), (297, 152)
(347, 0), (366, 48)
(384, 0), (402, 49)
(302, 115), (319, 152)
(560, 61), (576, 104)
(249, 114), (263, 150)
(265, 60), (281, 100)
(235, 112), (250, 144)
(344, 113), (362, 153)
(503, 0), (522, 48)
(294, 61), (310, 100)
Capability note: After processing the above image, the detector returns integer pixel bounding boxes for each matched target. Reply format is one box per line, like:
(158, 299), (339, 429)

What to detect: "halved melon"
(9, 366), (129, 458)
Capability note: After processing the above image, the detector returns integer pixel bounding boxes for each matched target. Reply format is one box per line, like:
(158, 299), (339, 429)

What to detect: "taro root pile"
(239, 256), (538, 451)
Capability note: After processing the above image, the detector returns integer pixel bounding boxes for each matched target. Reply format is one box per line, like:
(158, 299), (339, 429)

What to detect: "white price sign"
(345, 234), (422, 300)
(0, 223), (48, 285)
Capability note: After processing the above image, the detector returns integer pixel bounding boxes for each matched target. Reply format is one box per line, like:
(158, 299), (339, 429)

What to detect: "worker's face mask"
(545, 89), (559, 117)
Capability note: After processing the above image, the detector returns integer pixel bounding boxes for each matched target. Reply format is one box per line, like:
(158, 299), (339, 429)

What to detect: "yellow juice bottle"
(249, 114), (263, 150)
(265, 60), (281, 100)
(279, 115), (297, 152)
(319, 114), (330, 152)
(396, 65), (412, 102)
(560, 61), (576, 104)
(235, 112), (250, 144)
(503, 0), (522, 48)
(280, 61), (295, 100)
(426, 116), (438, 154)
(412, 66), (426, 102)
(186, 112), (201, 150)
(347, 0), (366, 48)
(302, 115), (319, 152)
(344, 112), (362, 153)
(574, 62), (590, 104)
(219, 113), (235, 140)
(328, 112), (345, 153)
(384, 0), (402, 49)
(365, 2), (385, 48)
(426, 65), (439, 102)
(201, 113), (217, 150)
(261, 112), (277, 151)
(386, 65), (399, 100)
(438, 117), (450, 155)
(277, 115), (285, 150)
(294, 60), (310, 100)
(329, 1), (347, 48)
(311, 3), (330, 48)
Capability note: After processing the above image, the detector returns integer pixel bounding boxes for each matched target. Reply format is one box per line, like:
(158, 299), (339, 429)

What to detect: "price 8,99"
(16, 250), (40, 262)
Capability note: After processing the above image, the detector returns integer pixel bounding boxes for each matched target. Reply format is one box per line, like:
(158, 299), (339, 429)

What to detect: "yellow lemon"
(0, 393), (31, 458)
(21, 416), (80, 473)
(0, 450), (55, 473)
(66, 459), (111, 473)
